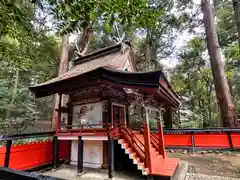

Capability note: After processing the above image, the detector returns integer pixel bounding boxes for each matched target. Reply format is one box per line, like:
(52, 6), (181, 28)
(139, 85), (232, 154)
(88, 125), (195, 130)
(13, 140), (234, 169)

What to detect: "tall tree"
(201, 0), (238, 127)
(52, 35), (70, 129)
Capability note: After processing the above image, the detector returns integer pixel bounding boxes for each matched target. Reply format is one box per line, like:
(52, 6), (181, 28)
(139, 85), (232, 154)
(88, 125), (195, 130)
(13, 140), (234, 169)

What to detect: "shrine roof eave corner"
(158, 84), (181, 108)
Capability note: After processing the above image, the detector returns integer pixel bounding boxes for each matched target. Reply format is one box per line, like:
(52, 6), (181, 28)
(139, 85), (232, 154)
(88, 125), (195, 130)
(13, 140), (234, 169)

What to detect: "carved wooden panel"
(71, 86), (103, 102)
(101, 88), (126, 100)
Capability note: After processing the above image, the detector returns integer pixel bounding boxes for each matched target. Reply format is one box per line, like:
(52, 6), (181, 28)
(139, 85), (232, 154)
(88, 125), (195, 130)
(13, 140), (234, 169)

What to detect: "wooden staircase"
(118, 138), (149, 175)
(118, 127), (180, 179)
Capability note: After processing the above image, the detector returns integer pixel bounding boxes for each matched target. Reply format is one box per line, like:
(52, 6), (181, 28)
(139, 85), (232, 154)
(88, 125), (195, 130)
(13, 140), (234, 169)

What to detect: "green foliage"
(171, 37), (219, 128)
(216, 1), (238, 47)
(133, 0), (194, 71)
(170, 0), (240, 127)
(0, 0), (239, 132)
(0, 1), (60, 134)
(0, 1), (34, 38)
(48, 0), (164, 35)
(216, 1), (240, 118)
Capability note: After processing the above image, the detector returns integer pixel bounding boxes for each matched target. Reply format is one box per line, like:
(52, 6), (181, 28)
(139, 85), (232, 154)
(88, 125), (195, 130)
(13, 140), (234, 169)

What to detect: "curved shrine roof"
(29, 42), (180, 107)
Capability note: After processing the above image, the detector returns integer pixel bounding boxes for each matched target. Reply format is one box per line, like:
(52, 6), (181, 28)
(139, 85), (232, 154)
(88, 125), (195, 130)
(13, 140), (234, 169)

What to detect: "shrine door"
(112, 105), (125, 125)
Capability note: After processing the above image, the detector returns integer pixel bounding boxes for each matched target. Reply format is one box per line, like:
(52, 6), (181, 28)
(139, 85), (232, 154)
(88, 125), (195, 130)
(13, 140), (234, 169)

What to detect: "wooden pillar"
(178, 108), (181, 128)
(66, 100), (73, 164)
(4, 140), (12, 168)
(125, 104), (129, 126)
(77, 136), (84, 174)
(227, 131), (233, 150)
(53, 136), (59, 169)
(163, 107), (173, 128)
(143, 106), (152, 173)
(108, 99), (112, 124)
(66, 140), (72, 165)
(102, 100), (109, 169)
(56, 93), (62, 134)
(103, 141), (108, 169)
(107, 97), (114, 179)
(108, 135), (114, 178)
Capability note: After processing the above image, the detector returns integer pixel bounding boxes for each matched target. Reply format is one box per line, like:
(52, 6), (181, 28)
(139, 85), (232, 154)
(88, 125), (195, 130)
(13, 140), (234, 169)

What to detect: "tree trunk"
(201, 0), (238, 127)
(51, 28), (94, 129)
(75, 27), (94, 56)
(51, 34), (70, 129)
(233, 0), (240, 51)
(145, 30), (152, 71)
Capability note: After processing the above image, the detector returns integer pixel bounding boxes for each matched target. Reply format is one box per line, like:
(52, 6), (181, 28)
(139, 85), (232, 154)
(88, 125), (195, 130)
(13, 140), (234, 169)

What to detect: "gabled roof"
(32, 42), (132, 88)
(73, 41), (131, 65)
(29, 42), (181, 107)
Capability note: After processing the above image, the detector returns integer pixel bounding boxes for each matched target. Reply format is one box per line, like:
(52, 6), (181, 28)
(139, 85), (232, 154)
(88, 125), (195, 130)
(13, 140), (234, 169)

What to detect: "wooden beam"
(52, 136), (59, 169)
(4, 140), (12, 168)
(77, 136), (83, 174)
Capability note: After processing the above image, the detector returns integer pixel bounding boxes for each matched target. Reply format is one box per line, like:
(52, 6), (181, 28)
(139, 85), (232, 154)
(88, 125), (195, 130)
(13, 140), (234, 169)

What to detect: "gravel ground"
(42, 156), (240, 180)
(168, 152), (240, 178)
(185, 173), (240, 180)
(42, 165), (144, 180)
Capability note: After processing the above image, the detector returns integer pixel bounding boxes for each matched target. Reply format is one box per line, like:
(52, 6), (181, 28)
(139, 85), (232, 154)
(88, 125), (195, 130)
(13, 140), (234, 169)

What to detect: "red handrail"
(150, 131), (166, 159)
(120, 125), (145, 161)
(150, 132), (159, 148)
(143, 124), (152, 173)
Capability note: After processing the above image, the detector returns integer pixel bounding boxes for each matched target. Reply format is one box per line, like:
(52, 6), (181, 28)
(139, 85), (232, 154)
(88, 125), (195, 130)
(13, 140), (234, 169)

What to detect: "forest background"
(0, 0), (239, 134)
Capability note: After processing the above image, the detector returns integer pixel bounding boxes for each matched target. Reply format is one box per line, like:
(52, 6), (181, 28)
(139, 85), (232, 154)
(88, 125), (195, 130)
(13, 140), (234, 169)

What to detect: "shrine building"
(29, 42), (181, 180)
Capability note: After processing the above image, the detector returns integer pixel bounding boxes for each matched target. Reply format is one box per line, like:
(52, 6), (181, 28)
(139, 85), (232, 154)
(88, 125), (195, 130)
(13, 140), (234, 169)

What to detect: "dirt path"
(168, 151), (240, 179)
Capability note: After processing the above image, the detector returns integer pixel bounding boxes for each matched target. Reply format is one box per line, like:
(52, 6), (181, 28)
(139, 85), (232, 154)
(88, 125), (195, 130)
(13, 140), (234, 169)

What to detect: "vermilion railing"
(0, 126), (239, 172)
(0, 132), (68, 171)
(0, 140), (68, 170)
(161, 128), (240, 151)
(58, 123), (129, 138)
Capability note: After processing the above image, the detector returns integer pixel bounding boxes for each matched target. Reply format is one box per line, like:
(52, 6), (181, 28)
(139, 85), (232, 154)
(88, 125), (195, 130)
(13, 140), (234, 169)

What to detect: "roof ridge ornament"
(112, 22), (125, 44)
(120, 42), (129, 54)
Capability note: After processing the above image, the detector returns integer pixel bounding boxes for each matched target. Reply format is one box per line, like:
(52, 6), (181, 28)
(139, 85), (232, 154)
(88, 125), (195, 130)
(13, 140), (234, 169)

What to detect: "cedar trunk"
(201, 0), (238, 127)
(51, 28), (94, 129)
(51, 34), (70, 129)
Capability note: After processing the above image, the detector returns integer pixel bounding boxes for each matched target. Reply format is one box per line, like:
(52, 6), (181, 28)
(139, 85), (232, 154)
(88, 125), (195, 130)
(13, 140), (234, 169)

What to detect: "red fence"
(0, 140), (68, 170)
(0, 128), (239, 171)
(163, 128), (240, 150)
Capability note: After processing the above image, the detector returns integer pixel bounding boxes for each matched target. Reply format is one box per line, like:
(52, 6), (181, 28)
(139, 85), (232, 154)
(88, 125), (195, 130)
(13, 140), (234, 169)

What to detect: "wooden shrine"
(29, 42), (181, 179)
